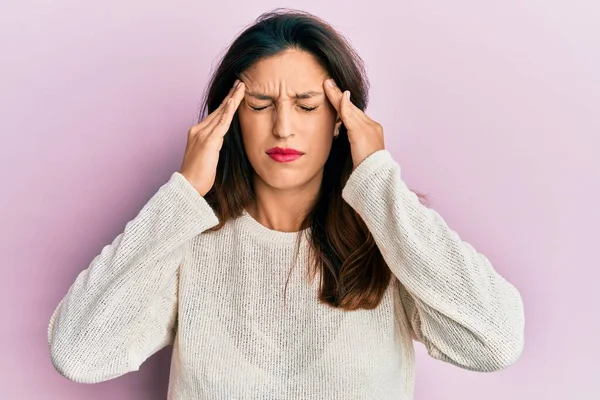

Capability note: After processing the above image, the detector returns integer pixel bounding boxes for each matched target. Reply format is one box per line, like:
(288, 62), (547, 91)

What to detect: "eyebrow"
(245, 91), (324, 100)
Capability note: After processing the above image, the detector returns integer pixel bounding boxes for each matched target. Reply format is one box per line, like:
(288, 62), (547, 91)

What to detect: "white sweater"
(47, 149), (525, 400)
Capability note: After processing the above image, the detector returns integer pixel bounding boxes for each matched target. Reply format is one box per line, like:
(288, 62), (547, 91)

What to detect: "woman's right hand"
(179, 79), (246, 196)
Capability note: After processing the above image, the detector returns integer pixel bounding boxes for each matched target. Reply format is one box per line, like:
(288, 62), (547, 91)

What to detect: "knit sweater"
(47, 149), (525, 400)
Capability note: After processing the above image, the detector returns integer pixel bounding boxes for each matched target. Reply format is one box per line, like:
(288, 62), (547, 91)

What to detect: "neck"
(247, 173), (322, 232)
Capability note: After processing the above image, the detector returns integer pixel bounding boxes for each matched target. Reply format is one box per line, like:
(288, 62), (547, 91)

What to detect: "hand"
(323, 78), (385, 169)
(179, 79), (245, 196)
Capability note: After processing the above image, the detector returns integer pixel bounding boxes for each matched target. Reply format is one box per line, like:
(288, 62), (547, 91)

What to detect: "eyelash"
(250, 105), (318, 112)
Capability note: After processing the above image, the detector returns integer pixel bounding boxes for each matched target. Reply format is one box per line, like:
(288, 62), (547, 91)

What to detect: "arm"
(47, 172), (219, 383)
(341, 150), (525, 372)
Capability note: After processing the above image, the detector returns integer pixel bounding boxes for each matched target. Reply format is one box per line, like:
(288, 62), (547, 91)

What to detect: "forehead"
(241, 49), (328, 94)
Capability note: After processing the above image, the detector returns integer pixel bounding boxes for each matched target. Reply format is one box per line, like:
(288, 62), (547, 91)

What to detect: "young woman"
(47, 9), (525, 400)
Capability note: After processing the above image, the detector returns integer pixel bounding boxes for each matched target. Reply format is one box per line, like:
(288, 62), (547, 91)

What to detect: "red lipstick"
(266, 147), (304, 163)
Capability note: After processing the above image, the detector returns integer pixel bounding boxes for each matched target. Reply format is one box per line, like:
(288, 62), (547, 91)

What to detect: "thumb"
(323, 78), (344, 114)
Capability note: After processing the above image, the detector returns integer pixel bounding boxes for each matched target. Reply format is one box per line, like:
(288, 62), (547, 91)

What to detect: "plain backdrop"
(1, 0), (598, 399)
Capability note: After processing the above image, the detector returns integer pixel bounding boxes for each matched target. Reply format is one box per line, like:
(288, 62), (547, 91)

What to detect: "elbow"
(477, 283), (526, 371)
(440, 312), (526, 372)
(477, 334), (524, 372)
(473, 315), (525, 372)
(49, 343), (97, 384)
(431, 329), (525, 373)
(47, 309), (134, 383)
(48, 311), (98, 383)
(48, 338), (132, 384)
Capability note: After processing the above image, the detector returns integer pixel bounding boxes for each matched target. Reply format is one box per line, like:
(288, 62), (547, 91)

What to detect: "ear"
(334, 115), (343, 134)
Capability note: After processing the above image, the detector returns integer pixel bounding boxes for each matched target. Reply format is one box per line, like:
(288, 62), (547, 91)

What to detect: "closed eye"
(249, 105), (319, 112)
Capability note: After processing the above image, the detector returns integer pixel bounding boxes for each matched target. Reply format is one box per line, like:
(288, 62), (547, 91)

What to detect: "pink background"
(1, 1), (598, 399)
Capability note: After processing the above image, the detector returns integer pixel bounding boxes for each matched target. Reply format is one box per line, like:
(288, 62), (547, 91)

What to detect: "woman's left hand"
(323, 78), (385, 169)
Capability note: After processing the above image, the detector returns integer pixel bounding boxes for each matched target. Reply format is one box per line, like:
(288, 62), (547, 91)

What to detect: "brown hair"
(200, 9), (429, 310)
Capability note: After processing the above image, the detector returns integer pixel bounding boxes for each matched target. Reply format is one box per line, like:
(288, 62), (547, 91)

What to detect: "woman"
(47, 9), (525, 400)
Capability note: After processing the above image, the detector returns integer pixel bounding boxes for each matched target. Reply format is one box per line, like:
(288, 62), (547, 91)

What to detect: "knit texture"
(47, 149), (525, 399)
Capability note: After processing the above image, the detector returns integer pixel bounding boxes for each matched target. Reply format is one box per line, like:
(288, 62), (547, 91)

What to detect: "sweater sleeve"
(47, 172), (219, 383)
(341, 150), (525, 372)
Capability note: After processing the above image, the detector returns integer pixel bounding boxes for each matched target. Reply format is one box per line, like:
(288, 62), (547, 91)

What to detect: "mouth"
(266, 147), (304, 163)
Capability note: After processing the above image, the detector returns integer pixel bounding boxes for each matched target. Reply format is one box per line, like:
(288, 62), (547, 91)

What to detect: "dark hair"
(201, 8), (429, 310)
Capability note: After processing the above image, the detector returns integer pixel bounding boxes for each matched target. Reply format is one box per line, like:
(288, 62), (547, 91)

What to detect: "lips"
(266, 147), (304, 155)
(266, 147), (304, 163)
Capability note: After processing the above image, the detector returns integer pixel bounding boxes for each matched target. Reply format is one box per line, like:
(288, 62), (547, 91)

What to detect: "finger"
(339, 90), (362, 129)
(206, 80), (242, 122)
(190, 80), (241, 135)
(203, 98), (232, 135)
(205, 81), (244, 133)
(209, 81), (246, 137)
(323, 78), (344, 114)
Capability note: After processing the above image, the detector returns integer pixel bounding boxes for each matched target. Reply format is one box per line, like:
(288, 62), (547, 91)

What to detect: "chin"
(250, 156), (326, 191)
(260, 172), (308, 190)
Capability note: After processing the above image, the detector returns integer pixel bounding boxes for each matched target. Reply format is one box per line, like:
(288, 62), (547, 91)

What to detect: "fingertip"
(340, 90), (348, 105)
(324, 78), (339, 94)
(234, 82), (246, 99)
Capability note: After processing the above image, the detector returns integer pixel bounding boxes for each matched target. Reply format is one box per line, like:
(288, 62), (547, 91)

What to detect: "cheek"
(238, 106), (270, 132)
(314, 107), (338, 132)
(237, 111), (267, 162)
(238, 108), (259, 137)
(304, 113), (336, 140)
(302, 118), (335, 162)
(237, 106), (251, 132)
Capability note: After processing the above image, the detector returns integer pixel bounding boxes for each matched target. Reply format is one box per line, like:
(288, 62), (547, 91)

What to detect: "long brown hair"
(201, 9), (429, 310)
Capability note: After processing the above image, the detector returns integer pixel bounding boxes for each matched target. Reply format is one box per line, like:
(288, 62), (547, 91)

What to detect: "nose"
(272, 104), (294, 139)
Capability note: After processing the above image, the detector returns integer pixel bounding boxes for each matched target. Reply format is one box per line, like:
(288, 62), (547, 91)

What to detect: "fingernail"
(233, 79), (240, 88)
(327, 79), (335, 87)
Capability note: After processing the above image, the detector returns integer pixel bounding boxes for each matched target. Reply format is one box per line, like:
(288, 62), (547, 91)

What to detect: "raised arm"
(342, 150), (525, 372)
(47, 172), (219, 383)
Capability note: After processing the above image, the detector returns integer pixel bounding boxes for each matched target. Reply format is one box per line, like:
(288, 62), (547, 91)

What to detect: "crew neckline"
(237, 209), (311, 244)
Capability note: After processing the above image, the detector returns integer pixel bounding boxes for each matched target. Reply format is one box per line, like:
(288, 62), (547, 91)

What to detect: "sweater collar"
(236, 209), (311, 244)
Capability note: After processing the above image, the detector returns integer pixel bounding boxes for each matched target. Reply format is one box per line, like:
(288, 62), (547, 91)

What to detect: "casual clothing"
(48, 149), (525, 399)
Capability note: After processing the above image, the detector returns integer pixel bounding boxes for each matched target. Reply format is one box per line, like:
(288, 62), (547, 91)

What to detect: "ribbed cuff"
(342, 149), (399, 208)
(165, 172), (220, 228)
